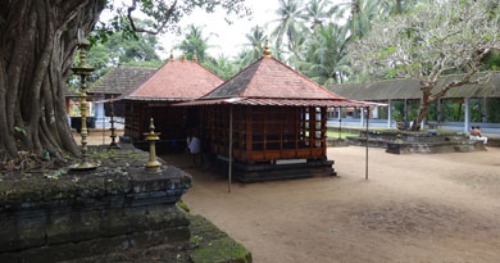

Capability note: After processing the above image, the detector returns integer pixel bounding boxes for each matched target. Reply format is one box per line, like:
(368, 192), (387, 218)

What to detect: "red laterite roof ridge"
(123, 59), (224, 101)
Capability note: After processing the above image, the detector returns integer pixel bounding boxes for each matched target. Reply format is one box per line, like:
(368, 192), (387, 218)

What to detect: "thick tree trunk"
(0, 0), (106, 160)
(410, 87), (431, 131)
(410, 102), (430, 131)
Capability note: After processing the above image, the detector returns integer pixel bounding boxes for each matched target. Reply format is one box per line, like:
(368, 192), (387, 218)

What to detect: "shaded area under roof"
(122, 59), (224, 102)
(328, 71), (500, 101)
(90, 67), (157, 95)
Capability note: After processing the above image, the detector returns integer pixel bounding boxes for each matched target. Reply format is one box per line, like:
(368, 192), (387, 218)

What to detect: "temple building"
(120, 53), (224, 151)
(178, 45), (372, 182)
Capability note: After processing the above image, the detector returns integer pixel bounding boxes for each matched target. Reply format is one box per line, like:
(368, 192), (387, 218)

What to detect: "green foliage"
(442, 99), (465, 122)
(77, 19), (164, 86)
(121, 60), (165, 68)
(94, 0), (250, 44)
(270, 0), (308, 59)
(298, 22), (352, 85)
(482, 51), (500, 71)
(177, 24), (212, 62)
(202, 55), (238, 80)
(189, 238), (251, 263)
(14, 126), (27, 137)
(177, 199), (191, 213)
(487, 98), (500, 123)
(44, 168), (68, 180)
(233, 26), (268, 70)
(190, 235), (203, 246)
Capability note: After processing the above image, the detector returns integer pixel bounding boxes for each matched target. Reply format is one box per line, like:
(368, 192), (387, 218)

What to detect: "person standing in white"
(187, 130), (202, 166)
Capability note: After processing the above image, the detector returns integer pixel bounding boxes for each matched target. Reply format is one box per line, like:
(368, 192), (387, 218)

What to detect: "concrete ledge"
(386, 140), (486, 154)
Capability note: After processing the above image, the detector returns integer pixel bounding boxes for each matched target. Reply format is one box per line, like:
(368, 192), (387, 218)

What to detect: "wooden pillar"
(279, 108), (284, 155)
(310, 107), (315, 150)
(246, 107), (253, 155)
(294, 108), (298, 158)
(321, 107), (327, 156)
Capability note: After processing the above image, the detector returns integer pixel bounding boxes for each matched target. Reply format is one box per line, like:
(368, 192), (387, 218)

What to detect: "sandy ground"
(80, 132), (500, 262)
(160, 147), (500, 263)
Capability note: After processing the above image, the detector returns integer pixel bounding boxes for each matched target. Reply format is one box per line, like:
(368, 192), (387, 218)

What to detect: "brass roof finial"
(181, 52), (186, 61)
(193, 50), (198, 62)
(263, 39), (272, 57)
(169, 49), (174, 61)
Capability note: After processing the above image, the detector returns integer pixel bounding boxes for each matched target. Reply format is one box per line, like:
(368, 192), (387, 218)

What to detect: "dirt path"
(161, 147), (500, 263)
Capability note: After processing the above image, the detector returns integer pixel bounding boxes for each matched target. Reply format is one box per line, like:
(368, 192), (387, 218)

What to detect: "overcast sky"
(159, 1), (280, 59)
(101, 0), (345, 59)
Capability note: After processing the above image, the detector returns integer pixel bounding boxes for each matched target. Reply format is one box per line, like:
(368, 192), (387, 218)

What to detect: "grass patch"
(326, 131), (360, 139)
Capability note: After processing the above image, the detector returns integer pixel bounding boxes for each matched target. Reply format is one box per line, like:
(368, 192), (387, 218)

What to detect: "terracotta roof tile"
(90, 67), (157, 95)
(203, 56), (345, 100)
(124, 59), (224, 101)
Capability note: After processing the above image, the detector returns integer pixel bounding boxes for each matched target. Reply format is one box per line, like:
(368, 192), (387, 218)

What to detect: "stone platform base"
(0, 147), (192, 262)
(386, 140), (486, 154)
(347, 131), (487, 154)
(214, 158), (336, 183)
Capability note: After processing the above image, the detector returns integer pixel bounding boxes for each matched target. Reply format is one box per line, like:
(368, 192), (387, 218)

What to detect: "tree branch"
(127, 0), (178, 35)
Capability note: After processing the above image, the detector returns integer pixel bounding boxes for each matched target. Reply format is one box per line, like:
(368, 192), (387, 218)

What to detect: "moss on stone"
(189, 238), (252, 263)
(189, 215), (252, 263)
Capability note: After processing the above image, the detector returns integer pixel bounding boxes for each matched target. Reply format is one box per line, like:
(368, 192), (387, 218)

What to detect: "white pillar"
(387, 99), (392, 128)
(464, 97), (470, 132)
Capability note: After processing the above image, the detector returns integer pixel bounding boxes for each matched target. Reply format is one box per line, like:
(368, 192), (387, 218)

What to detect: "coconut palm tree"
(202, 55), (238, 80)
(270, 0), (308, 59)
(299, 23), (352, 86)
(331, 0), (383, 40)
(305, 0), (335, 29)
(177, 24), (213, 62)
(235, 25), (268, 69)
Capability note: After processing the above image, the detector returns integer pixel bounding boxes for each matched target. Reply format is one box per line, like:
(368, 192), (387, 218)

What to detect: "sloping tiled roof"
(203, 56), (345, 100)
(123, 59), (224, 101)
(179, 98), (377, 107)
(328, 71), (500, 101)
(90, 67), (157, 95)
(177, 55), (376, 108)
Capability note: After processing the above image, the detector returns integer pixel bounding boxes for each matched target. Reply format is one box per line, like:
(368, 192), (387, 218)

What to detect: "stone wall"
(0, 149), (191, 262)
